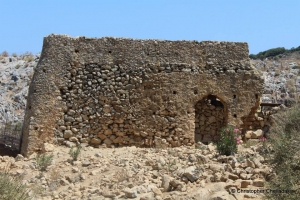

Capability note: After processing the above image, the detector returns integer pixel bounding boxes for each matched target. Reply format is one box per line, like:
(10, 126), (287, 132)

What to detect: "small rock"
(209, 191), (235, 200)
(82, 160), (91, 167)
(227, 173), (239, 181)
(246, 159), (255, 168)
(16, 169), (24, 175)
(151, 187), (162, 196)
(182, 166), (201, 182)
(139, 192), (155, 200)
(159, 156), (166, 165)
(90, 138), (101, 145)
(123, 188), (137, 198)
(60, 178), (69, 186)
(170, 179), (184, 190)
(69, 137), (78, 142)
(240, 173), (248, 180)
(103, 138), (112, 146)
(42, 143), (55, 152)
(207, 143), (216, 152)
(245, 131), (252, 139)
(209, 164), (224, 172)
(241, 180), (252, 188)
(253, 179), (264, 187)
(64, 130), (73, 138)
(251, 129), (263, 139)
(72, 167), (79, 173)
(244, 193), (257, 198)
(252, 158), (262, 168)
(161, 175), (172, 192)
(188, 154), (197, 162)
(15, 154), (24, 161)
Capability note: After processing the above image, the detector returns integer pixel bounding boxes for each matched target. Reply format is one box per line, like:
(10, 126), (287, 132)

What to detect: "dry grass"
(1, 51), (9, 57)
(0, 164), (32, 200)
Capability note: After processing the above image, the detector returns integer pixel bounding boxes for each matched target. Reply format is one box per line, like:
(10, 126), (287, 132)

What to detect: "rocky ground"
(251, 51), (300, 103)
(0, 141), (270, 200)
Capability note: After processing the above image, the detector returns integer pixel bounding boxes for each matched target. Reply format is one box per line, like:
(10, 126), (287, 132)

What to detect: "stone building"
(21, 34), (264, 156)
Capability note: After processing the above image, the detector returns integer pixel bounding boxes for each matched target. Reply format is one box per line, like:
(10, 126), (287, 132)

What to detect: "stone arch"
(194, 94), (227, 144)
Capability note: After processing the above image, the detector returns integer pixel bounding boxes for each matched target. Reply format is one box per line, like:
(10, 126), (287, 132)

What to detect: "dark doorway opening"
(195, 94), (226, 144)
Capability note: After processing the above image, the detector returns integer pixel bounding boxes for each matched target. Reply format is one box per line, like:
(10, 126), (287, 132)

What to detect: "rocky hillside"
(251, 50), (300, 104)
(0, 50), (299, 123)
(0, 53), (38, 123)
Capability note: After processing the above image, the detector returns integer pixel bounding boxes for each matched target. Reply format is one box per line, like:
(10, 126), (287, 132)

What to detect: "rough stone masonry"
(21, 34), (264, 156)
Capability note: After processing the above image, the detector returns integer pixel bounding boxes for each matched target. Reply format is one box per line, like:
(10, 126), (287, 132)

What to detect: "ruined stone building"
(21, 34), (264, 155)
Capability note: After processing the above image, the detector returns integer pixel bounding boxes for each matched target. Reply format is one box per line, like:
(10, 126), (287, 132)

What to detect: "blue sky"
(0, 0), (299, 55)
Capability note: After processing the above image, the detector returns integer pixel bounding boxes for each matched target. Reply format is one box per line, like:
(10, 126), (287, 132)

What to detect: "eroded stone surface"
(21, 35), (264, 155)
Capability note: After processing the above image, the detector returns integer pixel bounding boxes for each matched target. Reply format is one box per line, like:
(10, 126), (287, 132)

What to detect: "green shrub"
(0, 168), (31, 200)
(263, 104), (300, 200)
(249, 45), (300, 60)
(69, 144), (82, 162)
(36, 153), (54, 171)
(216, 126), (241, 156)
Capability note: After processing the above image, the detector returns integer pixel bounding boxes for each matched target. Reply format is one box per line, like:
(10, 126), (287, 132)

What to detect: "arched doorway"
(195, 94), (226, 144)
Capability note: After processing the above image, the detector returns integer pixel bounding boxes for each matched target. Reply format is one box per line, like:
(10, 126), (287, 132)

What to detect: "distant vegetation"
(249, 46), (300, 60)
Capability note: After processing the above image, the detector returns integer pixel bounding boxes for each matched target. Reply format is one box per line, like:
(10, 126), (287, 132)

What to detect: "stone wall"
(21, 34), (264, 156)
(242, 105), (282, 140)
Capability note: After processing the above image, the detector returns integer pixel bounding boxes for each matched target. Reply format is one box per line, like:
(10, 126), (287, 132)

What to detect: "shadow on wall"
(195, 94), (227, 144)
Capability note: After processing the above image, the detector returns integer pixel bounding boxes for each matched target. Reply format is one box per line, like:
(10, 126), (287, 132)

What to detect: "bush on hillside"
(249, 45), (300, 60)
(1, 51), (9, 57)
(262, 104), (300, 200)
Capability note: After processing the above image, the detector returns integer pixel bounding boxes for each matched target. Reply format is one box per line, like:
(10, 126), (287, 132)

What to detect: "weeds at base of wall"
(69, 144), (82, 163)
(35, 153), (54, 172)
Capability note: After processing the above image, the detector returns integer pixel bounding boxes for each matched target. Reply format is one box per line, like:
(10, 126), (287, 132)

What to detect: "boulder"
(42, 143), (55, 152)
(251, 129), (263, 139)
(123, 188), (137, 198)
(253, 179), (264, 187)
(90, 138), (101, 145)
(241, 180), (252, 188)
(181, 166), (201, 182)
(64, 130), (73, 138)
(209, 191), (236, 200)
(161, 174), (172, 192)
